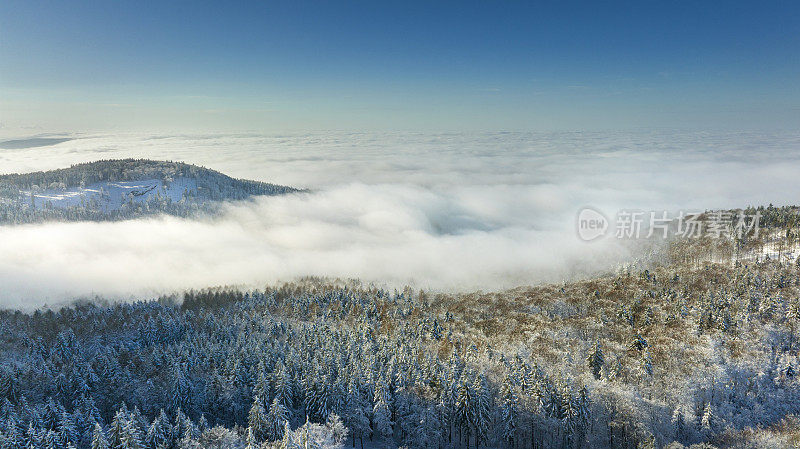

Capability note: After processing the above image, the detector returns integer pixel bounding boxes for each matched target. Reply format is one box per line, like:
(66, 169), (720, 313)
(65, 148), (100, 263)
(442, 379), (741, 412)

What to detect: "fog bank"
(1, 130), (799, 308)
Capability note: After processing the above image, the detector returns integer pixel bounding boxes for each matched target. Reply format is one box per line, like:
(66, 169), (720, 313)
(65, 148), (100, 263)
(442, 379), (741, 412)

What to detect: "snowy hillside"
(0, 159), (298, 224)
(24, 177), (199, 212)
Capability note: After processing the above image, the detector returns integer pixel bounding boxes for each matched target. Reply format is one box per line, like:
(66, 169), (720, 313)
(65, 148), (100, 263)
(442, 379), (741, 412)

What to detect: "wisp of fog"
(1, 130), (799, 308)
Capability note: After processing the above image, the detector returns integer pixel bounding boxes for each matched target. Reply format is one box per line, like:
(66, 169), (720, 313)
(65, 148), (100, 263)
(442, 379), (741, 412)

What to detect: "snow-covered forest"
(1, 217), (800, 449)
(0, 160), (297, 224)
(4, 0), (800, 446)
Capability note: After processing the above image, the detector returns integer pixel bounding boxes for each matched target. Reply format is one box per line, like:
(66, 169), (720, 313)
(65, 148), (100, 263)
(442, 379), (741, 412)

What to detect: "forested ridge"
(2, 229), (800, 448)
(0, 160), (298, 224)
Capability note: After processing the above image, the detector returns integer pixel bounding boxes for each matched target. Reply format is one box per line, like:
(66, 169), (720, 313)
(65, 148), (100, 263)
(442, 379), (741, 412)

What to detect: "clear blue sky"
(1, 0), (798, 133)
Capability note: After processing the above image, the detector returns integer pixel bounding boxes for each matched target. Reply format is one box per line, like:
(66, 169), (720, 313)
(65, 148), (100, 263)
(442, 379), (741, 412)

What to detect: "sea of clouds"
(1, 130), (800, 308)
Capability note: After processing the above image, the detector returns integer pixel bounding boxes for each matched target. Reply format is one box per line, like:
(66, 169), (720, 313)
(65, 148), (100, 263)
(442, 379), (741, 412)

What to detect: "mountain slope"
(0, 159), (298, 224)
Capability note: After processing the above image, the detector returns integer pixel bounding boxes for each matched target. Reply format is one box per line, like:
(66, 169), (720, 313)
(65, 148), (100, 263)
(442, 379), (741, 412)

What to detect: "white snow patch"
(22, 177), (198, 212)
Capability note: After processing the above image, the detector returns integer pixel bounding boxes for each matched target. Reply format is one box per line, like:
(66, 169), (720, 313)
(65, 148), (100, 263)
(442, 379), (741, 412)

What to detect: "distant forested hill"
(0, 159), (299, 224)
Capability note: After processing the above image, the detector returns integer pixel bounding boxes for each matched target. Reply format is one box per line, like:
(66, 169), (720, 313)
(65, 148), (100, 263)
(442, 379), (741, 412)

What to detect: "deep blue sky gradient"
(1, 0), (798, 132)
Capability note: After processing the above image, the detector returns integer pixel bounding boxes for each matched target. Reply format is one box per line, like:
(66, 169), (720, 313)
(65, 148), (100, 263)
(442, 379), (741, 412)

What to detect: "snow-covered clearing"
(22, 177), (198, 212)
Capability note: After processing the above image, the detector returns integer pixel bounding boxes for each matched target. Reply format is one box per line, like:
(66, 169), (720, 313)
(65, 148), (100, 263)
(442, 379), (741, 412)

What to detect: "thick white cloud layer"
(1, 131), (799, 308)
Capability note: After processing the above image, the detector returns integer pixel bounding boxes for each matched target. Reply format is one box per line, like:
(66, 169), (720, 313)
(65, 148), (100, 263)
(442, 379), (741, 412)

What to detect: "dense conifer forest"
(1, 219), (800, 449)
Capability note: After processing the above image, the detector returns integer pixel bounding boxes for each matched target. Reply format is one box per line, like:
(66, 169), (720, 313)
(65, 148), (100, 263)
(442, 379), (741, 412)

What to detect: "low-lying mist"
(1, 130), (799, 308)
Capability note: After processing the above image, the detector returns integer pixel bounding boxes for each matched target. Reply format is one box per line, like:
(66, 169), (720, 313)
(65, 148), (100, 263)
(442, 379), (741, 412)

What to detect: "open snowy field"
(23, 177), (197, 211)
